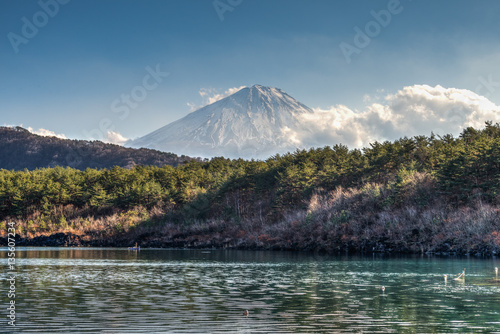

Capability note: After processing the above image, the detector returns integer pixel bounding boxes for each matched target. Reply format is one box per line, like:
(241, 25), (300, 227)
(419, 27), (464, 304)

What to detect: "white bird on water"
(453, 269), (465, 280)
(496, 267), (498, 275)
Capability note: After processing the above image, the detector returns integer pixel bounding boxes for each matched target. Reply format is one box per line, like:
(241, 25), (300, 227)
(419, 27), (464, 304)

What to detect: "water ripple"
(1, 249), (500, 333)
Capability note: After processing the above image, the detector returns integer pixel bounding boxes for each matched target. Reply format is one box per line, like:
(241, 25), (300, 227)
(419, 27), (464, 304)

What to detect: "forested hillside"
(0, 126), (195, 170)
(1, 123), (500, 255)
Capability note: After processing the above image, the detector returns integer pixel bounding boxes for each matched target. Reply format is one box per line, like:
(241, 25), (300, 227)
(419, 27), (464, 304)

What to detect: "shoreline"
(2, 232), (497, 257)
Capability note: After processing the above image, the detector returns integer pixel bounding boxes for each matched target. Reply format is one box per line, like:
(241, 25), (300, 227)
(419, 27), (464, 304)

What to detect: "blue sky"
(1, 0), (500, 142)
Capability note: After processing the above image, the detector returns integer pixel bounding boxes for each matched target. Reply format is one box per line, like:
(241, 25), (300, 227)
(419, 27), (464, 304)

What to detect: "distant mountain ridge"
(0, 126), (194, 170)
(128, 85), (314, 159)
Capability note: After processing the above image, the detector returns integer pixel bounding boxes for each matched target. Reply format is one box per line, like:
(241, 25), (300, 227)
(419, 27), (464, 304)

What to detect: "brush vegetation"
(1, 122), (500, 255)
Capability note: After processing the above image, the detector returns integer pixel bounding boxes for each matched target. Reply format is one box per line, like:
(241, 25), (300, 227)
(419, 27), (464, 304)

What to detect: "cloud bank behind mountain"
(286, 84), (500, 149)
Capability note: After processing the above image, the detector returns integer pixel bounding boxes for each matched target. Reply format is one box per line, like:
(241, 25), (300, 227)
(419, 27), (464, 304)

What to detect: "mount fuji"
(127, 85), (314, 159)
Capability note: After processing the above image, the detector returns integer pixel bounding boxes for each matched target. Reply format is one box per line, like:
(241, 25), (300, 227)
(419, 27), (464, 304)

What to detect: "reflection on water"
(1, 248), (500, 333)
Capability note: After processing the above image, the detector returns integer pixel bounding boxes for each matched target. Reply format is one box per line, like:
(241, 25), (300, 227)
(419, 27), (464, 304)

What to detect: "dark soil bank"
(1, 231), (495, 257)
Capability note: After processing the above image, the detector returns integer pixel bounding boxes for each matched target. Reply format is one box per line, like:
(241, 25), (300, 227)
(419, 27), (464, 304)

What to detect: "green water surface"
(1, 248), (499, 333)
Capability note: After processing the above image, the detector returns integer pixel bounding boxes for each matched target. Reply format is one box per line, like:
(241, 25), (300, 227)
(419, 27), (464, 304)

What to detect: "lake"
(1, 248), (500, 333)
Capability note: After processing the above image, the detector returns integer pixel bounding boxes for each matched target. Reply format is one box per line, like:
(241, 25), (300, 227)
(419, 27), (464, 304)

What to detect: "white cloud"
(186, 102), (198, 112)
(27, 127), (67, 139)
(374, 84), (500, 138)
(103, 131), (128, 145)
(25, 126), (128, 145)
(284, 84), (500, 149)
(189, 86), (246, 111)
(202, 86), (246, 105)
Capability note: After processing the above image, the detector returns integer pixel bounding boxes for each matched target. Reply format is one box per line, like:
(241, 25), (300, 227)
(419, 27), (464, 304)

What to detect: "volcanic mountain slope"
(128, 85), (314, 159)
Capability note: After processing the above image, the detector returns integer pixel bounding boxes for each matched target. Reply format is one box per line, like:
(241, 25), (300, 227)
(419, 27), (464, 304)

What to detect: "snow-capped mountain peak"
(128, 85), (313, 159)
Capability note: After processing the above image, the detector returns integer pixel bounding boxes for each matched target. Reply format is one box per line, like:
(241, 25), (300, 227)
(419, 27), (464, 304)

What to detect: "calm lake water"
(1, 248), (500, 333)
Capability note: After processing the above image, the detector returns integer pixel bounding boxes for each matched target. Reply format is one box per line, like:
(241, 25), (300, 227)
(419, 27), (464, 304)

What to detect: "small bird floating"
(243, 310), (249, 316)
(381, 286), (385, 292)
(453, 269), (465, 280)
